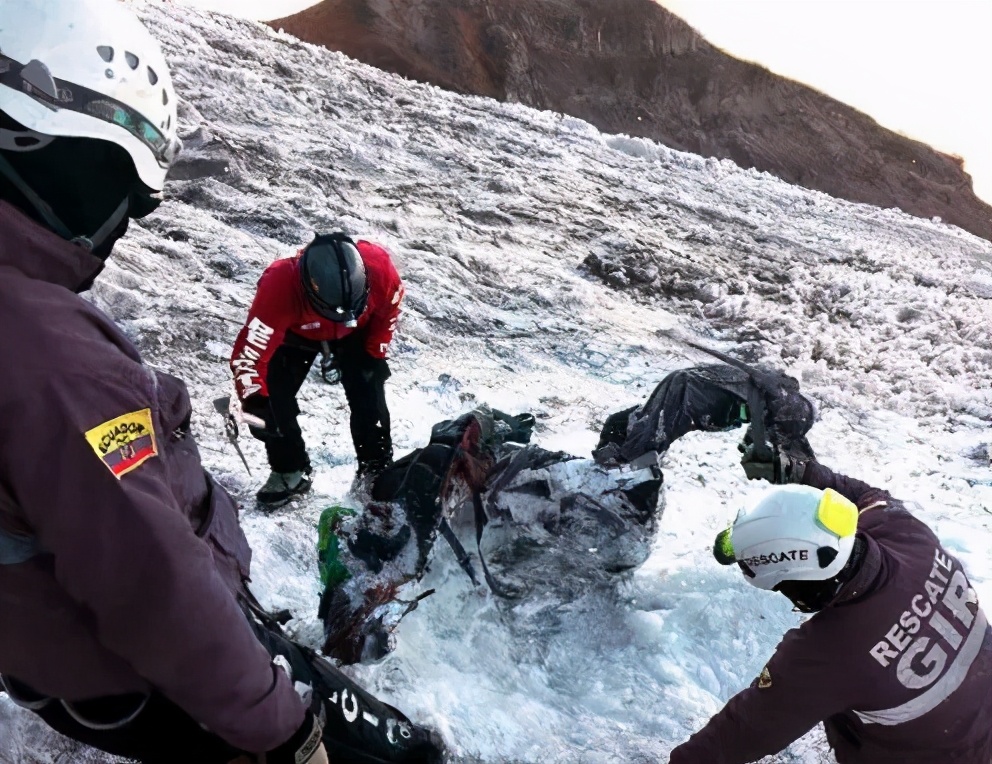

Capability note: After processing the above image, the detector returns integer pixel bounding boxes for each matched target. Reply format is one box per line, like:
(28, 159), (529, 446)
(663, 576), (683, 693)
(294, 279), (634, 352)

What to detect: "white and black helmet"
(0, 0), (181, 191)
(714, 485), (861, 611)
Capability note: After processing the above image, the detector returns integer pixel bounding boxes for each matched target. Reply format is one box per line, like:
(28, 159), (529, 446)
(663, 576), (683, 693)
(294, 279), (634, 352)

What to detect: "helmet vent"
(13, 135), (41, 148)
(124, 52), (139, 70)
(97, 46), (114, 63)
(162, 89), (169, 106)
(147, 67), (158, 86)
(817, 547), (839, 569)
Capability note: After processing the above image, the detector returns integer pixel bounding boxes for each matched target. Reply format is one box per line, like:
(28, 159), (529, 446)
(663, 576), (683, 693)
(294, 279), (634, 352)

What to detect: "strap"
(746, 382), (773, 460)
(241, 584), (293, 631)
(76, 196), (130, 252)
(0, 674), (52, 710)
(395, 588), (436, 619)
(0, 153), (129, 251)
(61, 694), (149, 731)
(472, 490), (512, 597)
(380, 447), (429, 502)
(438, 518), (480, 586)
(375, 417), (512, 596)
(0, 153), (74, 239)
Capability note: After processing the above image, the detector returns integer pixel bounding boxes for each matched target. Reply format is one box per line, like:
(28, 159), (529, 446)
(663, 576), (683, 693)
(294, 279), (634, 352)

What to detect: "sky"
(657, 0), (992, 204)
(176, 0), (992, 204)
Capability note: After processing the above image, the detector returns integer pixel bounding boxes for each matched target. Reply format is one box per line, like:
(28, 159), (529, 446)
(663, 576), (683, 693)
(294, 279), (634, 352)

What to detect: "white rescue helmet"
(0, 0), (180, 191)
(714, 485), (859, 591)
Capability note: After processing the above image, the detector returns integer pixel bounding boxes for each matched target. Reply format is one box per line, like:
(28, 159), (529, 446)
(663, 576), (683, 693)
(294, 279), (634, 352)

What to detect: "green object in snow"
(712, 526), (737, 566)
(317, 505), (357, 588)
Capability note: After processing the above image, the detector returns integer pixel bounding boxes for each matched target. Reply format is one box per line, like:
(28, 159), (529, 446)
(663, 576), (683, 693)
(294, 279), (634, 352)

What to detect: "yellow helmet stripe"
(816, 488), (859, 538)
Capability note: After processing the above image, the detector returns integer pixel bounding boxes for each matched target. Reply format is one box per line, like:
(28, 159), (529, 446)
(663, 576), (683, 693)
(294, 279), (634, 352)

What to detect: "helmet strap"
(0, 152), (129, 254)
(0, 152), (74, 239)
(76, 196), (131, 254)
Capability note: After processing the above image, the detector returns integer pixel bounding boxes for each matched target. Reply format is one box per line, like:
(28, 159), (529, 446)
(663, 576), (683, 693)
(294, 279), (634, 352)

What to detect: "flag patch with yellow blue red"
(84, 409), (158, 478)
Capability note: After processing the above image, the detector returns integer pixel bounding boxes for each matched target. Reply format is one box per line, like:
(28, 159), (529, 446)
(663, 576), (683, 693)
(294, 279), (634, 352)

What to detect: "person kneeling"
(670, 455), (992, 763)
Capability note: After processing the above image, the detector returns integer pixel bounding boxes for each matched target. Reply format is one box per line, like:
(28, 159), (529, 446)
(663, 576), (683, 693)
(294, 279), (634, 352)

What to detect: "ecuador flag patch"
(85, 409), (158, 478)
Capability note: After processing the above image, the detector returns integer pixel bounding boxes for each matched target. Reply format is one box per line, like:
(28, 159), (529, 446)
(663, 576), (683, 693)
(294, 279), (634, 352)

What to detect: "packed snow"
(2, 2), (990, 762)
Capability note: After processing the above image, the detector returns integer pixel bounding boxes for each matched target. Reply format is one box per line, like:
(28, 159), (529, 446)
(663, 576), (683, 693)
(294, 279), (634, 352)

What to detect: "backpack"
(318, 407), (534, 662)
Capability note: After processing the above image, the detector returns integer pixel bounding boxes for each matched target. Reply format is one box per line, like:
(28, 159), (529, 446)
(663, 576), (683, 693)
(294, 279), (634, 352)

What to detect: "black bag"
(594, 363), (815, 465)
(369, 408), (535, 573)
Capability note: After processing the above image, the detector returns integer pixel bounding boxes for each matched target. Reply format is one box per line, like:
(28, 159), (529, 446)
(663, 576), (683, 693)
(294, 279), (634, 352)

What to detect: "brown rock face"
(271, 0), (992, 241)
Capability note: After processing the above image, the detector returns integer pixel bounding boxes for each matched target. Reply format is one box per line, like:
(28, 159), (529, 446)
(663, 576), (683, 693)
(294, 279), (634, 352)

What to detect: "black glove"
(261, 710), (327, 764)
(358, 354), (391, 384)
(739, 441), (805, 484)
(242, 394), (280, 440)
(319, 353), (341, 385)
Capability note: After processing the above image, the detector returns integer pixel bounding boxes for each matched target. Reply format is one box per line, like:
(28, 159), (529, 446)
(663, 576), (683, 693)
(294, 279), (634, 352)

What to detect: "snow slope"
(1, 2), (990, 762)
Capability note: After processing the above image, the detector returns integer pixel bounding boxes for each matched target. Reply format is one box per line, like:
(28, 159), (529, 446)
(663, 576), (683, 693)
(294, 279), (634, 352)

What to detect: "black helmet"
(299, 232), (369, 326)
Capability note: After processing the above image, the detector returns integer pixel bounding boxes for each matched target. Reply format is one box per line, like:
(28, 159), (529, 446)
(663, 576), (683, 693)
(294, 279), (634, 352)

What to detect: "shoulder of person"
(256, 255), (303, 292)
(262, 254), (301, 278)
(859, 500), (937, 549)
(356, 242), (402, 311)
(356, 240), (400, 275)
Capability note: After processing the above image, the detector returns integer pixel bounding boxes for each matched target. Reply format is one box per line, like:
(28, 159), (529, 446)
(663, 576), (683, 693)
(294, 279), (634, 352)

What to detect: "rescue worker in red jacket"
(670, 454), (992, 763)
(230, 232), (403, 507)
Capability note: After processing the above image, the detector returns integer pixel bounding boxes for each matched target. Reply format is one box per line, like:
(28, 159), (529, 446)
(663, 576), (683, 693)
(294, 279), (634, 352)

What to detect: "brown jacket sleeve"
(9, 371), (304, 753)
(669, 629), (847, 763)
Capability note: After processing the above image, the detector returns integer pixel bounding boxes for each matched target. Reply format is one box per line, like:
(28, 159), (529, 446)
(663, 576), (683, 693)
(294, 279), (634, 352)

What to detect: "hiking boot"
(257, 470), (312, 509)
(350, 459), (390, 499)
(356, 458), (390, 483)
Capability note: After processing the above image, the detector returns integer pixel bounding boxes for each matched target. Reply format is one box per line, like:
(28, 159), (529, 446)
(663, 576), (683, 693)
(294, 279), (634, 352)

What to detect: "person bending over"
(231, 232), (404, 507)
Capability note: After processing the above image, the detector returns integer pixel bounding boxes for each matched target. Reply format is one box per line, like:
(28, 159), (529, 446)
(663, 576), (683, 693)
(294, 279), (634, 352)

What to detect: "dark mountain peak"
(270, 0), (992, 241)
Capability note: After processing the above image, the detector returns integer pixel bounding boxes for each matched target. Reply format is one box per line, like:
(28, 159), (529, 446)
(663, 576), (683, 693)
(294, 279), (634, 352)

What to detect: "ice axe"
(212, 395), (252, 475)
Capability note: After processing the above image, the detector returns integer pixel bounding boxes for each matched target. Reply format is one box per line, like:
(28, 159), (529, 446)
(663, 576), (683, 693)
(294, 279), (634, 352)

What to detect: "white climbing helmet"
(714, 485), (859, 591)
(0, 0), (180, 191)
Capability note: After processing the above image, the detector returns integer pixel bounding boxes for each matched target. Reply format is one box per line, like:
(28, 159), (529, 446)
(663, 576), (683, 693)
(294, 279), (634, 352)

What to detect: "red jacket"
(231, 240), (403, 400)
(670, 463), (992, 764)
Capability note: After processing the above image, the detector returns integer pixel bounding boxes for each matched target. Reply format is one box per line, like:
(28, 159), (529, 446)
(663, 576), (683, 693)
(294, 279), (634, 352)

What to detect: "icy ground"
(2, 2), (991, 762)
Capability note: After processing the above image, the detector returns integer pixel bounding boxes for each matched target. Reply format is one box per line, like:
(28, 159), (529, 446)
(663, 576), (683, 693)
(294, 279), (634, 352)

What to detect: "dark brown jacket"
(671, 462), (992, 763)
(0, 202), (305, 752)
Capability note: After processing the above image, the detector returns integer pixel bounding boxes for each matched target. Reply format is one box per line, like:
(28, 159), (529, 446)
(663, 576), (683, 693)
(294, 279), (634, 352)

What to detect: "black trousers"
(30, 690), (239, 763)
(262, 334), (393, 474)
